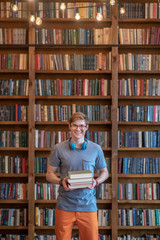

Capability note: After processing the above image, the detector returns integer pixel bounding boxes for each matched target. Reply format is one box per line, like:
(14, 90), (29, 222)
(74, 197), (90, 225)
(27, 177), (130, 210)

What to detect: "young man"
(46, 112), (108, 240)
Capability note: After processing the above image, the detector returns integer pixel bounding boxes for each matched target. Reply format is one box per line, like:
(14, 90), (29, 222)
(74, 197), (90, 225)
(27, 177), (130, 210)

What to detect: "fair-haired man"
(46, 112), (108, 240)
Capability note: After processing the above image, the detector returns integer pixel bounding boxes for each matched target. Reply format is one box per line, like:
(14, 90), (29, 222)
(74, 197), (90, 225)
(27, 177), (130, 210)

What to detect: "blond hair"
(69, 112), (89, 125)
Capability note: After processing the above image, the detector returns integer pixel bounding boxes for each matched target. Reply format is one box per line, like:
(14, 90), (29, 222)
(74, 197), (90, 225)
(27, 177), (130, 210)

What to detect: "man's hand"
(61, 177), (70, 191)
(88, 178), (97, 190)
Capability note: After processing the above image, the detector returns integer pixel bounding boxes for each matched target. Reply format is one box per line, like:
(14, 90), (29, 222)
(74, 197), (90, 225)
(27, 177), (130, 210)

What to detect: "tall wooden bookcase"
(0, 0), (160, 239)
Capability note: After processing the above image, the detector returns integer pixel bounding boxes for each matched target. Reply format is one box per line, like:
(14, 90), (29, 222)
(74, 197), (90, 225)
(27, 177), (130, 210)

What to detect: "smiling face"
(69, 119), (89, 141)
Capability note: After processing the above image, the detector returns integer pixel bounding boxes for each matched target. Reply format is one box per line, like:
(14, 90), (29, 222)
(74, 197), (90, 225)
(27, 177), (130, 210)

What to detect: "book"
(67, 177), (92, 184)
(68, 170), (92, 179)
(68, 182), (92, 189)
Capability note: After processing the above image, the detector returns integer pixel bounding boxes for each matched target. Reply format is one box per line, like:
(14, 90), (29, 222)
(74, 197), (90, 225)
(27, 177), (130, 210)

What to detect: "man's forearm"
(46, 172), (60, 184)
(96, 169), (108, 184)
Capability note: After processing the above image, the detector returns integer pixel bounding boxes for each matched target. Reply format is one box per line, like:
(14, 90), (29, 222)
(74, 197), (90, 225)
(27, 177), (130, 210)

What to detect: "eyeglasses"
(71, 124), (87, 130)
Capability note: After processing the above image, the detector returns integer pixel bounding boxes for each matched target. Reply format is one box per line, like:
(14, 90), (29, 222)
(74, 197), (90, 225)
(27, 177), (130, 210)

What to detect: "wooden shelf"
(118, 148), (160, 152)
(118, 226), (160, 230)
(0, 174), (28, 178)
(118, 174), (160, 178)
(35, 96), (111, 100)
(1, 1), (160, 239)
(118, 200), (160, 204)
(35, 70), (112, 74)
(0, 147), (28, 151)
(0, 200), (28, 204)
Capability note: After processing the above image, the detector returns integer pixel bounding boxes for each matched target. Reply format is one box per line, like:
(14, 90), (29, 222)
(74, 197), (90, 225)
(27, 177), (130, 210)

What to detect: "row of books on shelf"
(34, 104), (110, 122)
(0, 131), (28, 147)
(1, 2), (160, 20)
(35, 207), (111, 226)
(96, 183), (112, 200)
(118, 105), (160, 122)
(119, 27), (160, 45)
(34, 182), (112, 200)
(0, 2), (28, 18)
(0, 208), (27, 226)
(2, 78), (160, 97)
(0, 235), (28, 240)
(35, 157), (111, 174)
(0, 183), (27, 200)
(37, 2), (111, 19)
(35, 28), (111, 45)
(0, 156), (27, 174)
(0, 53), (160, 71)
(118, 3), (160, 19)
(118, 54), (160, 71)
(2, 130), (160, 149)
(3, 103), (160, 123)
(118, 208), (160, 226)
(35, 157), (47, 174)
(118, 157), (160, 174)
(34, 234), (111, 240)
(118, 131), (160, 148)
(0, 79), (29, 96)
(0, 155), (111, 175)
(35, 183), (59, 200)
(119, 78), (160, 97)
(35, 53), (112, 71)
(0, 54), (28, 70)
(0, 105), (28, 121)
(0, 29), (26, 45)
(35, 130), (111, 148)
(119, 2), (160, 19)
(1, 27), (160, 46)
(118, 182), (160, 200)
(35, 78), (110, 96)
(118, 235), (160, 240)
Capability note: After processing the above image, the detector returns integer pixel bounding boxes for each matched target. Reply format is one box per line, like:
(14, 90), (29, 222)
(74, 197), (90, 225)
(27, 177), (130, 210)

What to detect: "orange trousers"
(55, 208), (98, 240)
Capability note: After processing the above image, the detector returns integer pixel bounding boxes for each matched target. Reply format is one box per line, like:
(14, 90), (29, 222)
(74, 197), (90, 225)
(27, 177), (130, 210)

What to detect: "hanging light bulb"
(96, 7), (103, 21)
(120, 7), (125, 14)
(110, 0), (116, 6)
(30, 11), (35, 22)
(75, 8), (80, 20)
(12, 0), (18, 12)
(60, 2), (66, 10)
(36, 11), (42, 25)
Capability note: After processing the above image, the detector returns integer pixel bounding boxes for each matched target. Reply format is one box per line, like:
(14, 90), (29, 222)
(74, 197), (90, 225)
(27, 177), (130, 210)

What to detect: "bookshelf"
(0, 0), (160, 239)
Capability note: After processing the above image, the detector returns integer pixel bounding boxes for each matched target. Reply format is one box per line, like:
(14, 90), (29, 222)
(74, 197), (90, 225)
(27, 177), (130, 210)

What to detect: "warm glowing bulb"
(110, 0), (115, 6)
(30, 15), (35, 22)
(75, 13), (80, 20)
(120, 7), (125, 14)
(13, 4), (18, 11)
(36, 17), (42, 25)
(60, 3), (66, 10)
(96, 12), (103, 21)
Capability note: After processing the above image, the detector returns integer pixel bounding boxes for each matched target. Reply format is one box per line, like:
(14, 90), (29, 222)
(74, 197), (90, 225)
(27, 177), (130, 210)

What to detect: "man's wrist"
(59, 178), (63, 186)
(95, 179), (99, 187)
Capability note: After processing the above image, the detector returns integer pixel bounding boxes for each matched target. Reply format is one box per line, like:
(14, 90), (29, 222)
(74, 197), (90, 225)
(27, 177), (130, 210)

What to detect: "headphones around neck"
(68, 137), (88, 150)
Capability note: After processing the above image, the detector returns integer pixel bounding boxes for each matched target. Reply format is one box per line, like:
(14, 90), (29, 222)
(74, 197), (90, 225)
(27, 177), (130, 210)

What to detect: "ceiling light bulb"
(60, 2), (66, 10)
(75, 9), (80, 20)
(96, 12), (103, 21)
(120, 7), (125, 14)
(36, 17), (42, 25)
(96, 7), (103, 21)
(13, 1), (18, 11)
(110, 0), (115, 6)
(30, 14), (35, 22)
(30, 11), (35, 22)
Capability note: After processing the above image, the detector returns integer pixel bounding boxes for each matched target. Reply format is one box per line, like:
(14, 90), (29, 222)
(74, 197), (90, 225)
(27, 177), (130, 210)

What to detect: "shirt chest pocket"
(82, 160), (94, 173)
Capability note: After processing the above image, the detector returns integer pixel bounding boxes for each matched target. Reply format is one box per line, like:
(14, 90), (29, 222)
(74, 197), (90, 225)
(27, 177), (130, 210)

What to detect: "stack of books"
(67, 170), (93, 189)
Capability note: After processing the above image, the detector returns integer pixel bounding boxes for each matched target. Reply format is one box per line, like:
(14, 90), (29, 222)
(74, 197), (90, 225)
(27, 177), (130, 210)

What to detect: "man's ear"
(86, 124), (89, 130)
